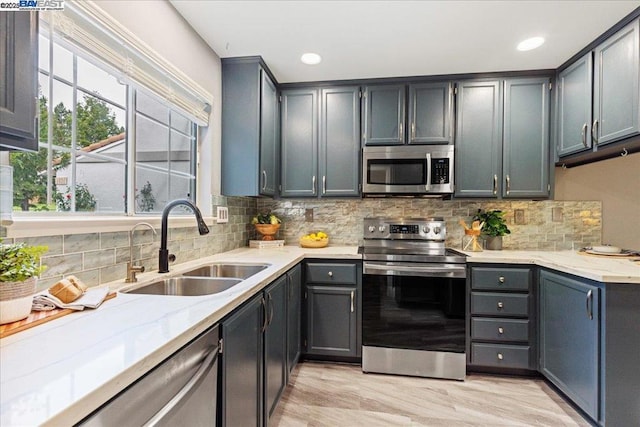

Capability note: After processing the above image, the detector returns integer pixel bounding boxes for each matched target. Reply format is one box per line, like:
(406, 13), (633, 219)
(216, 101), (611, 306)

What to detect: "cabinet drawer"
(471, 318), (530, 342)
(306, 263), (358, 285)
(470, 292), (529, 316)
(471, 267), (531, 291)
(471, 343), (531, 369)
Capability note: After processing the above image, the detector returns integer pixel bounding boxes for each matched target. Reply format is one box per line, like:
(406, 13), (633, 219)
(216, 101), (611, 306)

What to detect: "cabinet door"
(454, 80), (502, 197)
(280, 89), (318, 197)
(264, 276), (287, 421)
(259, 70), (278, 196)
(503, 77), (550, 198)
(408, 82), (452, 144)
(287, 264), (302, 375)
(319, 86), (361, 197)
(0, 12), (38, 151)
(362, 84), (405, 145)
(539, 270), (600, 420)
(556, 53), (593, 157)
(306, 285), (358, 357)
(593, 19), (640, 146)
(221, 294), (263, 427)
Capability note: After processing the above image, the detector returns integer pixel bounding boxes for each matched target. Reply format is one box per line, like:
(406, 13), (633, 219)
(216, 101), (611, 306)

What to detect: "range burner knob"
(378, 225), (386, 233)
(368, 225), (376, 233)
(422, 226), (430, 233)
(433, 227), (441, 235)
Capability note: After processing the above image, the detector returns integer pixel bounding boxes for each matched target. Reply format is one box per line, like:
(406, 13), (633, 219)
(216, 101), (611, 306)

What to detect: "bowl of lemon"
(300, 231), (329, 248)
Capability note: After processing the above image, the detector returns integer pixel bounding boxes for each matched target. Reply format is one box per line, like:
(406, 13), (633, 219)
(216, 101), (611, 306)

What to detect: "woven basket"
(300, 237), (329, 248)
(0, 277), (36, 324)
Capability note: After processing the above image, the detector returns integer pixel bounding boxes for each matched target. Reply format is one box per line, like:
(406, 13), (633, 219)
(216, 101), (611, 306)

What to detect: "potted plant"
(472, 209), (511, 250)
(0, 241), (47, 324)
(251, 212), (282, 241)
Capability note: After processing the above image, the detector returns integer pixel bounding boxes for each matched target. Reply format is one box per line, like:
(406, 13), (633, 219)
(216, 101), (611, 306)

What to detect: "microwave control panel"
(431, 158), (450, 185)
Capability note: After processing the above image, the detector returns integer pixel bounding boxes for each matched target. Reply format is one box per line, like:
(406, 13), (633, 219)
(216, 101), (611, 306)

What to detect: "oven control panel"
(364, 217), (446, 241)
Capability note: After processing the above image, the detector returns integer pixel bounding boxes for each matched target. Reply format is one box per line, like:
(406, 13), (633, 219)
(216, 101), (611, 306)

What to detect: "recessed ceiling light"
(301, 53), (322, 65)
(517, 37), (545, 51)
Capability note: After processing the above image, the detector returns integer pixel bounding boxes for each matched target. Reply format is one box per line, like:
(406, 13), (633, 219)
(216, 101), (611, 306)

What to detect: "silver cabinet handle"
(399, 121), (403, 140)
(592, 120), (599, 145)
(586, 289), (593, 320)
(268, 293), (274, 326)
(497, 353), (504, 360)
(312, 175), (316, 195)
(350, 290), (355, 313)
(499, 276), (505, 283)
(328, 271), (333, 277)
(498, 327), (504, 335)
(493, 174), (498, 195)
(581, 123), (588, 148)
(497, 301), (504, 309)
(322, 175), (326, 195)
(261, 297), (268, 332)
(262, 170), (267, 191)
(142, 346), (218, 427)
(505, 175), (511, 195)
(411, 122), (416, 139)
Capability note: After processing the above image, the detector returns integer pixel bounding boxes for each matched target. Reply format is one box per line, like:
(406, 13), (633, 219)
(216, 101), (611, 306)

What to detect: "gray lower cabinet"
(221, 275), (288, 427)
(539, 269), (640, 426)
(304, 261), (361, 359)
(281, 86), (360, 197)
(455, 77), (550, 198)
(286, 264), (302, 376)
(221, 57), (279, 196)
(0, 11), (38, 152)
(468, 265), (536, 371)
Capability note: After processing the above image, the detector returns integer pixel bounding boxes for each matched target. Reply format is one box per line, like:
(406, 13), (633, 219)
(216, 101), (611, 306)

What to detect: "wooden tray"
(0, 292), (116, 339)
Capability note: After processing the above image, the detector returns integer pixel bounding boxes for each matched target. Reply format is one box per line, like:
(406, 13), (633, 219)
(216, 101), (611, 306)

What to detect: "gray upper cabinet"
(221, 58), (279, 196)
(593, 19), (640, 146)
(362, 84), (405, 145)
(408, 82), (453, 144)
(456, 78), (550, 199)
(503, 77), (550, 198)
(556, 53), (593, 156)
(319, 86), (361, 197)
(281, 86), (360, 198)
(0, 12), (38, 152)
(280, 88), (318, 197)
(455, 80), (503, 198)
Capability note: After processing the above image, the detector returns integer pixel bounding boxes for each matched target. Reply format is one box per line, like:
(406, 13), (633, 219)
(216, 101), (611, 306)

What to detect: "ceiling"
(170, 1), (640, 83)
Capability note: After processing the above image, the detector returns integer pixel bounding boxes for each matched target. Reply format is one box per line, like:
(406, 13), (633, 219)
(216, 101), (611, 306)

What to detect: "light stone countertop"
(1, 245), (638, 426)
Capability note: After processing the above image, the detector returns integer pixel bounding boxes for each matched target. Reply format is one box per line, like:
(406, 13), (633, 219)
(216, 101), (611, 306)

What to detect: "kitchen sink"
(122, 276), (242, 296)
(182, 263), (270, 280)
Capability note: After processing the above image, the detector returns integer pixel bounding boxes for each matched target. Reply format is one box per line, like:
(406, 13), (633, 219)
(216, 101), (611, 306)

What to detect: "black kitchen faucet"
(159, 199), (209, 273)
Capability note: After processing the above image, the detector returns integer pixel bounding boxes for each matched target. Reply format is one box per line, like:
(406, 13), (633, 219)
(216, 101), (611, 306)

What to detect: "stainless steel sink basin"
(182, 263), (270, 280)
(123, 276), (242, 296)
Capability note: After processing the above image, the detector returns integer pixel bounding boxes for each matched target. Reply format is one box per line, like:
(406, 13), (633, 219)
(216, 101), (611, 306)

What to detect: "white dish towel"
(32, 286), (110, 311)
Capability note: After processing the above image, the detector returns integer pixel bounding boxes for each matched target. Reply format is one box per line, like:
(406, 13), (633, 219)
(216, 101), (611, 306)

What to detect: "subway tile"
(101, 231), (129, 249)
(64, 233), (99, 253)
(84, 249), (116, 270)
(40, 253), (83, 278)
(100, 264), (127, 284)
(16, 235), (63, 255)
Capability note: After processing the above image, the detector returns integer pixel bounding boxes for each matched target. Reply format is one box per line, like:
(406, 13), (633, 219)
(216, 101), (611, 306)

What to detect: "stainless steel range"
(360, 217), (467, 380)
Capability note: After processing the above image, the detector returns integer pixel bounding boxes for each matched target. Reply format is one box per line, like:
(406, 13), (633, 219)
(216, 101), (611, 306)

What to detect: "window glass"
(77, 57), (126, 107)
(38, 34), (49, 72)
(52, 42), (73, 82)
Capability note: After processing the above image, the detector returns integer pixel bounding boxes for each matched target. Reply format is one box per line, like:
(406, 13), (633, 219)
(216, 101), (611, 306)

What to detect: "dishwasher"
(79, 325), (219, 427)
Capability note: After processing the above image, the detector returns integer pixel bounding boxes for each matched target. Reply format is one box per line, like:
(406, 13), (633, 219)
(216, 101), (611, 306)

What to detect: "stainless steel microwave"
(362, 145), (454, 195)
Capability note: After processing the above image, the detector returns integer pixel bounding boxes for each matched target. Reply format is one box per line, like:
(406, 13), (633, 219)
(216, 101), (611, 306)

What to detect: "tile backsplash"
(257, 198), (602, 251)
(1, 196), (602, 290)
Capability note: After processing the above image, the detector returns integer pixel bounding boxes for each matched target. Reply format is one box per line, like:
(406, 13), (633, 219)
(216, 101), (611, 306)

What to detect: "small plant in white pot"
(472, 209), (511, 250)
(0, 241), (47, 324)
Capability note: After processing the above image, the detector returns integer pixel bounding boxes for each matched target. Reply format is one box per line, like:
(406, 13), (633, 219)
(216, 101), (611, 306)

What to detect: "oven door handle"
(363, 262), (466, 277)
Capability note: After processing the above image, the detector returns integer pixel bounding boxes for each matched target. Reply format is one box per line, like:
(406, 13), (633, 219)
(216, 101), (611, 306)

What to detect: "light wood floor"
(272, 362), (590, 426)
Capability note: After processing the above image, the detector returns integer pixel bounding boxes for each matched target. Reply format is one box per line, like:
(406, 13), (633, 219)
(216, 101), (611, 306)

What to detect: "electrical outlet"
(305, 208), (314, 222)
(216, 206), (229, 223)
(552, 207), (563, 222)
(514, 209), (525, 225)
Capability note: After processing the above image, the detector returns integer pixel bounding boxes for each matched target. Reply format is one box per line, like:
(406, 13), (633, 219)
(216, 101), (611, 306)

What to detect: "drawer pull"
(498, 276), (505, 283)
(328, 271), (333, 277)
(497, 301), (504, 309)
(497, 353), (504, 360)
(498, 327), (504, 334)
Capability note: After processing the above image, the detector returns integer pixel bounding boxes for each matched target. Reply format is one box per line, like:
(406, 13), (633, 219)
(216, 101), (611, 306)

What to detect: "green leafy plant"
(136, 181), (156, 212)
(251, 212), (281, 225)
(55, 183), (97, 212)
(0, 241), (48, 282)
(472, 209), (511, 237)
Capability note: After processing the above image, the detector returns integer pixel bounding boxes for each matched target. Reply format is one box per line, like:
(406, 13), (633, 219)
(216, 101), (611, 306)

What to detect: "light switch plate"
(216, 206), (229, 223)
(305, 208), (314, 222)
(514, 209), (525, 225)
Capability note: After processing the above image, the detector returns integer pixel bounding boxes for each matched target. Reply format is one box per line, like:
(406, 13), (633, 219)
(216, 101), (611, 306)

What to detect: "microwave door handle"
(425, 153), (431, 191)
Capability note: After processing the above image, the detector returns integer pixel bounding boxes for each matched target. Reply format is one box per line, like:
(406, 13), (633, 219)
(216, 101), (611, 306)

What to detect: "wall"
(257, 199), (602, 251)
(1, 197), (257, 290)
(555, 153), (640, 249)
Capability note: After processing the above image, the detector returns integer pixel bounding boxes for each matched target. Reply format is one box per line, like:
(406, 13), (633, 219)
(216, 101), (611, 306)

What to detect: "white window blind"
(40, 1), (213, 126)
